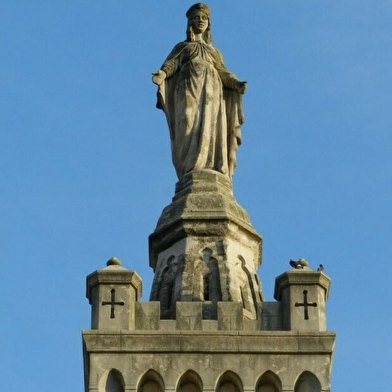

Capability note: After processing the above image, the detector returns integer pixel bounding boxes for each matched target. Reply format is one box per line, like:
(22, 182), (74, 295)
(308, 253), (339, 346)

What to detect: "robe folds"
(157, 41), (244, 179)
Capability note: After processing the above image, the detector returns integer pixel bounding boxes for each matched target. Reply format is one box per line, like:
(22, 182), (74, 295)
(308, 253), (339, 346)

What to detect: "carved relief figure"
(152, 3), (247, 179)
(193, 248), (222, 303)
(151, 256), (180, 318)
(202, 248), (222, 303)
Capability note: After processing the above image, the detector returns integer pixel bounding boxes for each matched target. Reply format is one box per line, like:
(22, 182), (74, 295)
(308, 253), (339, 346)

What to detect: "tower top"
(106, 257), (122, 267)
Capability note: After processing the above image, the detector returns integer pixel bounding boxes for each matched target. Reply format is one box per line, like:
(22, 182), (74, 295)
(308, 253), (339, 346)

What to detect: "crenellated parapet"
(85, 259), (330, 333)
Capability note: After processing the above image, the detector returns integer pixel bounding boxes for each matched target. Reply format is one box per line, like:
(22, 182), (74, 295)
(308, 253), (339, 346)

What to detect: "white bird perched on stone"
(289, 258), (309, 269)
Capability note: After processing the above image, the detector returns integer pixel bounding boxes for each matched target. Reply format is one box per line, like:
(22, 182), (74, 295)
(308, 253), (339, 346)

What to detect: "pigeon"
(317, 264), (324, 272)
(289, 258), (309, 269)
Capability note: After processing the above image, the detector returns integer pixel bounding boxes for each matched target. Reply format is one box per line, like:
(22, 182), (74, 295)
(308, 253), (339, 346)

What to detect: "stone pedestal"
(86, 257), (142, 330)
(274, 269), (331, 332)
(149, 170), (263, 319)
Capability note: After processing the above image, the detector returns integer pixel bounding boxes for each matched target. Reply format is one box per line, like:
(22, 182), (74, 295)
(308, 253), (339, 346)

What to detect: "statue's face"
(190, 11), (209, 34)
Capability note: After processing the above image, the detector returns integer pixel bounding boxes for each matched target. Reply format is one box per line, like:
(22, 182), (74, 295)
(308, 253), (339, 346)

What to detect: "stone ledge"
(82, 330), (336, 354)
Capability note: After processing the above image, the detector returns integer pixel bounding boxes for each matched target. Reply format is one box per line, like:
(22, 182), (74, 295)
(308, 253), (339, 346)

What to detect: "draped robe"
(156, 41), (244, 179)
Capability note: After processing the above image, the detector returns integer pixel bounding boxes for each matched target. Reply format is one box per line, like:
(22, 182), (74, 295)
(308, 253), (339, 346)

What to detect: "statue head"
(186, 3), (212, 44)
(186, 3), (211, 19)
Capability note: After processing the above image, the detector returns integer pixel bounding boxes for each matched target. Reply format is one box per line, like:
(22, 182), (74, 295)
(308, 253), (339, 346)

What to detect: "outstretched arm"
(152, 42), (188, 85)
(152, 70), (167, 85)
(236, 81), (247, 94)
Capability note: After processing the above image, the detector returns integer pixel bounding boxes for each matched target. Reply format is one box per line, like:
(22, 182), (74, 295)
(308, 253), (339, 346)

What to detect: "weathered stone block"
(260, 302), (282, 331)
(202, 320), (218, 331)
(176, 302), (203, 330)
(159, 320), (176, 331)
(274, 269), (331, 331)
(135, 302), (160, 330)
(217, 302), (243, 330)
(86, 259), (142, 330)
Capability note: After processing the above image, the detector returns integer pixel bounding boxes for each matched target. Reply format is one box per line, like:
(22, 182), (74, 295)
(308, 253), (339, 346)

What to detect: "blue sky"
(1, 1), (391, 390)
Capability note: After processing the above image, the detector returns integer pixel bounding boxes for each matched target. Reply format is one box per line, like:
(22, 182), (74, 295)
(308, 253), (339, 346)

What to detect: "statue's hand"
(152, 70), (167, 85)
(237, 81), (247, 94)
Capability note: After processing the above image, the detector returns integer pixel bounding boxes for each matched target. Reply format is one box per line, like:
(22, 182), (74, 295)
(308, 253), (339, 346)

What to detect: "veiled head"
(186, 3), (212, 43)
(186, 3), (211, 19)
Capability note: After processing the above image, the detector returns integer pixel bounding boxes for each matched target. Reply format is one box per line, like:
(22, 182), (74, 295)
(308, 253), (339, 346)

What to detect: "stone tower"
(148, 171), (263, 321)
(82, 4), (335, 391)
(82, 171), (335, 392)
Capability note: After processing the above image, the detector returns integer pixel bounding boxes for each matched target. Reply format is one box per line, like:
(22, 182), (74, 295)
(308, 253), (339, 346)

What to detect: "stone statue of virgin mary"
(152, 3), (247, 180)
